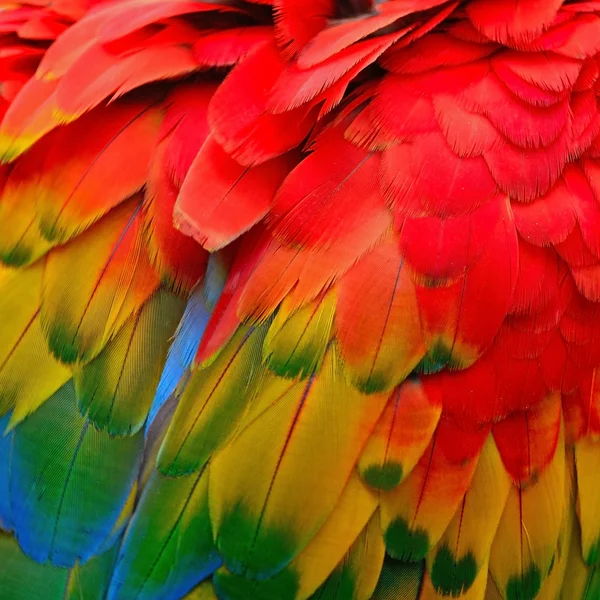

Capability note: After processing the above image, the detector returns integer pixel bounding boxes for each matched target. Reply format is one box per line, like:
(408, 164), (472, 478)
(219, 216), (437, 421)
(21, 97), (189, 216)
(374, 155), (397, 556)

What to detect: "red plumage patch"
(175, 136), (297, 251)
(208, 40), (317, 165)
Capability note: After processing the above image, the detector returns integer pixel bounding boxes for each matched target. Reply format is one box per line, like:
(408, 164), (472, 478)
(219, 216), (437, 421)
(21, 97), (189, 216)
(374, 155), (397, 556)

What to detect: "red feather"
(208, 40), (317, 166)
(273, 0), (334, 56)
(493, 392), (562, 484)
(54, 38), (197, 119)
(269, 127), (389, 252)
(175, 137), (297, 251)
(465, 0), (564, 45)
(193, 27), (273, 67)
(382, 133), (497, 217)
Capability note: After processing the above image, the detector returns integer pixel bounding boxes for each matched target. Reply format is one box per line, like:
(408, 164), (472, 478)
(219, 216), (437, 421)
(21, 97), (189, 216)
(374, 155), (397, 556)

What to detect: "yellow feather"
(489, 423), (566, 600)
(427, 436), (511, 597)
(421, 555), (490, 600)
(209, 346), (388, 578)
(213, 472), (378, 599)
(263, 291), (336, 379)
(536, 447), (573, 599)
(157, 323), (267, 475)
(575, 436), (600, 564)
(41, 199), (158, 364)
(0, 165), (54, 266)
(560, 516), (597, 600)
(291, 473), (379, 599)
(0, 264), (70, 425)
(339, 510), (386, 600)
(74, 288), (185, 435)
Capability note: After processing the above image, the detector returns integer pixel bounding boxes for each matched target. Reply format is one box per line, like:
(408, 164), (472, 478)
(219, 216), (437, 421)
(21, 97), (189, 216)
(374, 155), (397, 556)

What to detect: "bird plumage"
(0, 1), (599, 599)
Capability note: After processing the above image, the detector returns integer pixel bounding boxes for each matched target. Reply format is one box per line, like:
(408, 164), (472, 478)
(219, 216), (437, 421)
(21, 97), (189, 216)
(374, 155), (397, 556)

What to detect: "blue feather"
(10, 381), (142, 567)
(146, 253), (228, 434)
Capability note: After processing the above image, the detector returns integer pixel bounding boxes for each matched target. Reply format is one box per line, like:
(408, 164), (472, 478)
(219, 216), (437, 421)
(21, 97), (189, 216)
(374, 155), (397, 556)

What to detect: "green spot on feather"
(506, 565), (541, 600)
(431, 544), (477, 596)
(46, 323), (80, 364)
(362, 462), (403, 491)
(217, 503), (297, 580)
(384, 517), (430, 562)
(0, 245), (32, 268)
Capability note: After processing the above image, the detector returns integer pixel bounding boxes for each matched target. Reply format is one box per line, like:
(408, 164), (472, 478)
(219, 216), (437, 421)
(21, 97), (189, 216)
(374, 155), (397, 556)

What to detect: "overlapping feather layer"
(0, 1), (600, 599)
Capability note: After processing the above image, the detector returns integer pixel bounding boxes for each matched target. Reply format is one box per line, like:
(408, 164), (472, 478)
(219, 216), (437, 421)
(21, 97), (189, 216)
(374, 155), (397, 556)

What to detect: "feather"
(427, 436), (510, 597)
(575, 437), (600, 565)
(489, 422), (566, 600)
(33, 101), (161, 244)
(432, 94), (499, 158)
(144, 138), (209, 292)
(209, 346), (388, 578)
(493, 392), (562, 485)
(512, 176), (578, 247)
(263, 291), (336, 380)
(74, 288), (185, 436)
(382, 133), (497, 218)
(380, 416), (488, 562)
(193, 26), (274, 67)
(0, 76), (59, 161)
(273, 0), (334, 56)
(459, 71), (570, 149)
(421, 556), (490, 600)
(522, 13), (600, 60)
(562, 516), (600, 599)
(483, 124), (570, 203)
(0, 264), (70, 423)
(157, 323), (268, 475)
(465, 0), (564, 45)
(0, 138), (55, 266)
(212, 473), (378, 599)
(0, 532), (117, 599)
(371, 558), (424, 600)
(208, 40), (317, 166)
(96, 0), (238, 44)
(351, 76), (439, 148)
(268, 31), (406, 114)
(358, 380), (442, 491)
(309, 512), (385, 600)
(0, 413), (13, 529)
(146, 277), (223, 433)
(535, 454), (574, 600)
(381, 32), (498, 74)
(9, 380), (143, 567)
(490, 52), (580, 106)
(175, 136), (296, 251)
(269, 127), (389, 252)
(41, 199), (159, 364)
(336, 238), (425, 393)
(413, 196), (519, 369)
(296, 0), (452, 69)
(54, 41), (197, 121)
(145, 84), (213, 292)
(109, 468), (220, 600)
(63, 545), (119, 600)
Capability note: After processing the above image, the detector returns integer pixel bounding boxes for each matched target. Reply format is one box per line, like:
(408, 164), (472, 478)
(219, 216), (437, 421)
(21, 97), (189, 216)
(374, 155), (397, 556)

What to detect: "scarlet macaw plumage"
(0, 0), (600, 598)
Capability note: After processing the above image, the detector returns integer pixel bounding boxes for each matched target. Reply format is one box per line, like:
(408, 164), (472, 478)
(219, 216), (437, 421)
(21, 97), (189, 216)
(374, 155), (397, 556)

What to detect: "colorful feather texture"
(0, 0), (600, 599)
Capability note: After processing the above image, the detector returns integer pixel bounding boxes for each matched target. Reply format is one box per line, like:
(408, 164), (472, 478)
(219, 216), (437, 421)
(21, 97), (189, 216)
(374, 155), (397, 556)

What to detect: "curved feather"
(9, 380), (143, 567)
